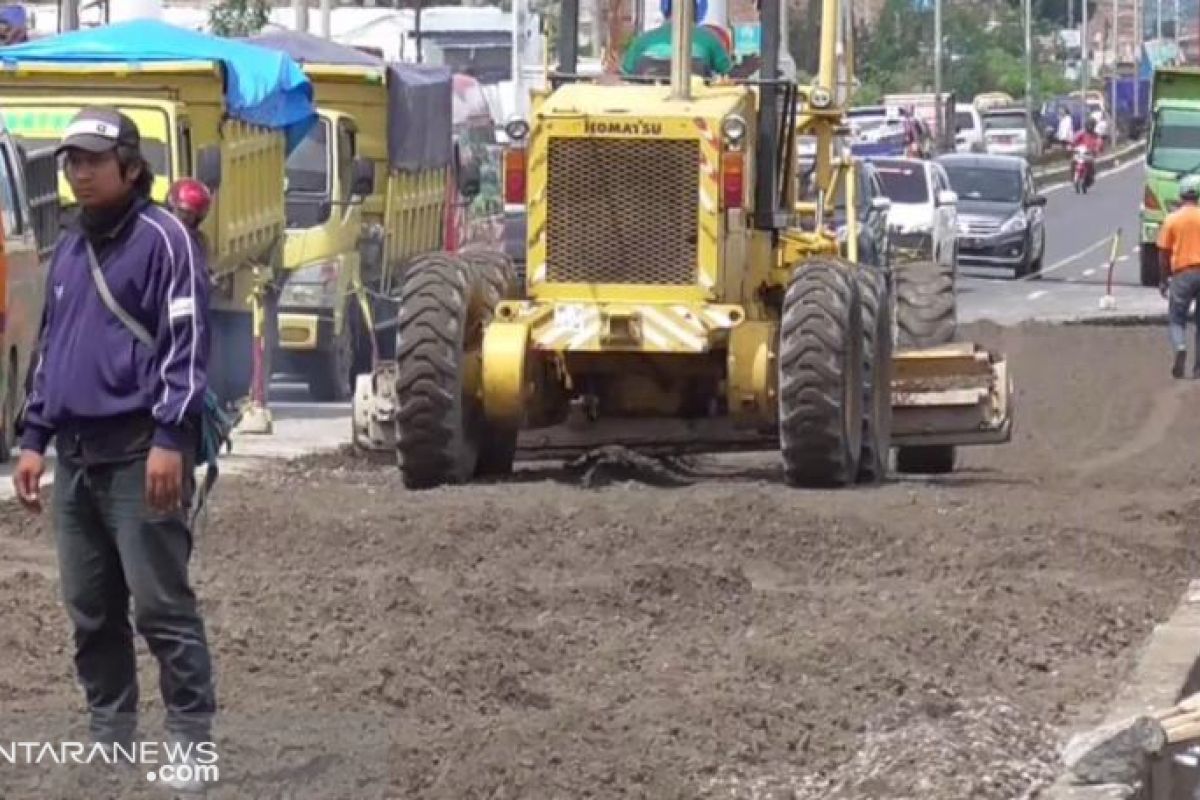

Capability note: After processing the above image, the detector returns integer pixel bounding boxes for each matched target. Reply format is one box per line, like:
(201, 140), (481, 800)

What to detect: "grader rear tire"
(894, 260), (957, 474)
(459, 248), (519, 477)
(856, 267), (893, 484)
(895, 259), (955, 350)
(394, 253), (478, 489)
(779, 260), (864, 488)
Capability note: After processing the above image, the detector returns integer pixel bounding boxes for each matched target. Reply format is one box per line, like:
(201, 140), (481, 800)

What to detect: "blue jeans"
(52, 454), (215, 746)
(1168, 268), (1200, 355)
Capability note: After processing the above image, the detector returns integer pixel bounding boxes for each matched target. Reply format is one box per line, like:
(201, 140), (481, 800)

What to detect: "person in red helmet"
(166, 177), (212, 254)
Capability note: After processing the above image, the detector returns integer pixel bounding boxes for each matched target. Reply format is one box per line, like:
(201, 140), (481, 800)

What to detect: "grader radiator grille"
(546, 138), (699, 285)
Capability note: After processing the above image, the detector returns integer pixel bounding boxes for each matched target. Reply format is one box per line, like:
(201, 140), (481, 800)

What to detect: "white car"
(981, 108), (1043, 159)
(870, 157), (959, 271)
(954, 103), (984, 153)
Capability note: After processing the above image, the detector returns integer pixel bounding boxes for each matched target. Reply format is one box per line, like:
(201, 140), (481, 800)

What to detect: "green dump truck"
(248, 31), (463, 402)
(1142, 68), (1200, 286)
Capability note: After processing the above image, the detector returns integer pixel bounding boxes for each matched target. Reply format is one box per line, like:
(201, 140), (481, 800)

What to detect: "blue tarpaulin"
(0, 20), (316, 150)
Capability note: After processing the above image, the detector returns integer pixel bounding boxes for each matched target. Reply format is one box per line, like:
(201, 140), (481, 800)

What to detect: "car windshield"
(984, 112), (1027, 130)
(1149, 107), (1200, 173)
(943, 165), (1023, 203)
(872, 161), (929, 203)
(955, 111), (975, 132)
(285, 120), (330, 228)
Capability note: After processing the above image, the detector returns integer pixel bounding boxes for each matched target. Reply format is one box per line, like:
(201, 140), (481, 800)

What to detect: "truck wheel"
(779, 259), (863, 487)
(306, 309), (355, 403)
(208, 309), (253, 408)
(895, 259), (956, 350)
(458, 247), (519, 476)
(856, 267), (893, 484)
(394, 253), (479, 489)
(1141, 243), (1160, 288)
(0, 354), (17, 464)
(893, 260), (957, 474)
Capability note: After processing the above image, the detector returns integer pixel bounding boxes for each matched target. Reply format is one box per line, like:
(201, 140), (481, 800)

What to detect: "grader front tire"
(394, 253), (477, 489)
(459, 248), (520, 478)
(856, 267), (893, 484)
(894, 259), (958, 475)
(895, 259), (955, 350)
(779, 260), (864, 488)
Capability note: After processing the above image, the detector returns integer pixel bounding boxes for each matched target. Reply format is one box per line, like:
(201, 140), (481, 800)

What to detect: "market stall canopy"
(247, 27), (451, 170)
(0, 19), (317, 150)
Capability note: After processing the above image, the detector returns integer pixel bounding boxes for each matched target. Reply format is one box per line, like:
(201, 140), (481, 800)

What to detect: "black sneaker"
(1174, 350), (1187, 378)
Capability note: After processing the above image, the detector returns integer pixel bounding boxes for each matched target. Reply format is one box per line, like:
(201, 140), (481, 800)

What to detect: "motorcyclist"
(1071, 118), (1104, 186)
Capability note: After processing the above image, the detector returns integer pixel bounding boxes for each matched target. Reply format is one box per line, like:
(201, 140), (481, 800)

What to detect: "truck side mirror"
(196, 145), (222, 192)
(352, 157), (375, 197)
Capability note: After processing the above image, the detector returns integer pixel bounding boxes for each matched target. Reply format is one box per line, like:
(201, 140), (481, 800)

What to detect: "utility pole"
(1025, 0), (1033, 137)
(1082, 0), (1090, 95)
(934, 0), (943, 152)
(1157, 0), (1162, 38)
(292, 0), (309, 33)
(1111, 0), (1119, 146)
(1172, 0), (1178, 39)
(320, 0), (332, 37)
(59, 0), (79, 31)
(1134, 0), (1142, 114)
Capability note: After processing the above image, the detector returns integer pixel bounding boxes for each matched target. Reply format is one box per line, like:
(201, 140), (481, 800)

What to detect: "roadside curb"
(1042, 579), (1200, 799)
(1033, 141), (1147, 189)
(1063, 313), (1168, 327)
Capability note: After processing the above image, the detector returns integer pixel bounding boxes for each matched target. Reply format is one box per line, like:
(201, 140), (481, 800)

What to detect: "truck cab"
(276, 108), (374, 400)
(1141, 68), (1200, 287)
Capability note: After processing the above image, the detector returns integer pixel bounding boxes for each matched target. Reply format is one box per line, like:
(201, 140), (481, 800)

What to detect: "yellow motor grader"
(352, 0), (1013, 487)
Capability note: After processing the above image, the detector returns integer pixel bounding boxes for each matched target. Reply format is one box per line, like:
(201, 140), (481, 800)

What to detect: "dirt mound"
(1, 323), (1198, 799)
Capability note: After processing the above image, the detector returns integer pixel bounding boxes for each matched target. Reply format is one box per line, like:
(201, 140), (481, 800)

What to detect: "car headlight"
(999, 212), (1027, 234)
(280, 261), (340, 309)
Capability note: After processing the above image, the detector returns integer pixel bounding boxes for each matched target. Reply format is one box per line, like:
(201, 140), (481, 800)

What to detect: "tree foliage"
(209, 0), (270, 37)
(788, 0), (1073, 105)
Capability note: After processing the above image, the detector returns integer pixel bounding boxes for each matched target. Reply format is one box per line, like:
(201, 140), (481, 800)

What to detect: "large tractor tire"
(779, 259), (864, 488)
(458, 247), (520, 477)
(893, 260), (957, 474)
(895, 259), (955, 350)
(856, 267), (893, 484)
(306, 308), (356, 403)
(394, 253), (479, 489)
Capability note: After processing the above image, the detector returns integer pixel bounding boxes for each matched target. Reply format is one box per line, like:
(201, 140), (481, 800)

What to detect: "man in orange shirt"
(1157, 174), (1200, 377)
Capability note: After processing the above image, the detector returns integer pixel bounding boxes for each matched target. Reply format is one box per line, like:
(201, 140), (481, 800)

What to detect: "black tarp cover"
(247, 28), (452, 170)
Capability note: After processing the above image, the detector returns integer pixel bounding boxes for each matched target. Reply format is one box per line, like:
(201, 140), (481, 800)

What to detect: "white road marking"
(1117, 255), (1129, 262)
(1028, 290), (1048, 300)
(1083, 268), (1096, 277)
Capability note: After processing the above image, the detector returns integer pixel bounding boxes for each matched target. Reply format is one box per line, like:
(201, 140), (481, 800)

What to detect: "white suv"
(870, 157), (959, 272)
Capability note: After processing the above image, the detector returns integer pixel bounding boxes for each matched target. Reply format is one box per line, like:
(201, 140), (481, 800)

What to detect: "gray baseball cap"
(56, 106), (140, 156)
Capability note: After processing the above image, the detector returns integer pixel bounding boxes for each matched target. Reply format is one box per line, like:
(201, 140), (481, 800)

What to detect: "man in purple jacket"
(12, 108), (216, 774)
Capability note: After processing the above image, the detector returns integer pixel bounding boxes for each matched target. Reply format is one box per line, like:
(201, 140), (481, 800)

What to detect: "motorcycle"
(1073, 145), (1096, 194)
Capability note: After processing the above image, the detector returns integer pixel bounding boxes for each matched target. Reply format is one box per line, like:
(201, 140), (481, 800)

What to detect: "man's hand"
(1161, 279), (1171, 299)
(14, 450), (44, 513)
(146, 446), (184, 513)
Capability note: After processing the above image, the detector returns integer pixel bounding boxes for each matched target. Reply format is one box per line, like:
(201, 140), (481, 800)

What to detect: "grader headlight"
(721, 115), (748, 148)
(809, 86), (833, 109)
(504, 118), (530, 142)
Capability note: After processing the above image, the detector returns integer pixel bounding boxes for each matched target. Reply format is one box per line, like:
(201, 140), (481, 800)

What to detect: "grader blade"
(890, 342), (1013, 448)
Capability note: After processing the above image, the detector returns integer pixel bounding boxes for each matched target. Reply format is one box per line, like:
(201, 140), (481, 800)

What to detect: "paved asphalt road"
(959, 155), (1163, 324)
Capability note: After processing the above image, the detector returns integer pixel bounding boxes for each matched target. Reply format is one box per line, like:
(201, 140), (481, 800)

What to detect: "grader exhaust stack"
(669, 0), (693, 100)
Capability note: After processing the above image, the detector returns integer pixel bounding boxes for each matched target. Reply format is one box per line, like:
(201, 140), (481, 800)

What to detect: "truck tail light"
(722, 150), (744, 210)
(1144, 185), (1161, 212)
(504, 148), (526, 204)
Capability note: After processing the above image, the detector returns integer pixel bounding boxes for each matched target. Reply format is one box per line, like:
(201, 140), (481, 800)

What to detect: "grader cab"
(352, 0), (1012, 487)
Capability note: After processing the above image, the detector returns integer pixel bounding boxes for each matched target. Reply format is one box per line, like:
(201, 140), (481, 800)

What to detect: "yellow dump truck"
(0, 61), (287, 409)
(249, 30), (460, 401)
